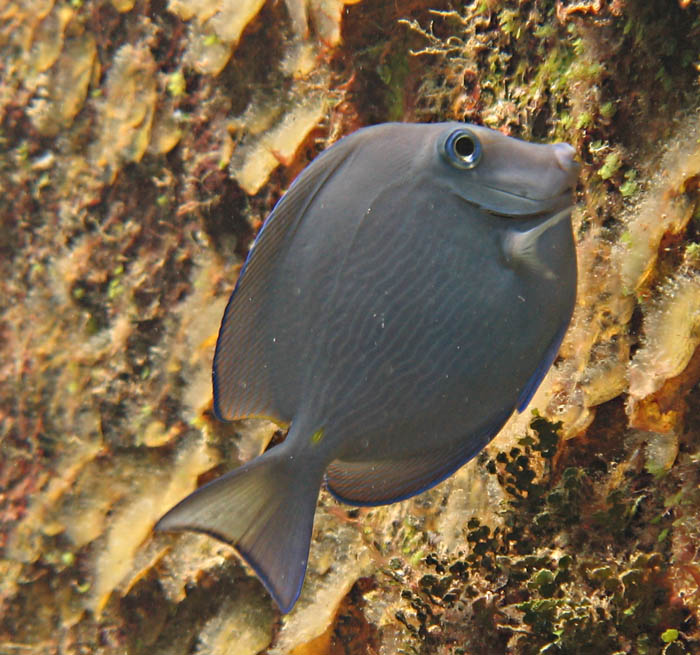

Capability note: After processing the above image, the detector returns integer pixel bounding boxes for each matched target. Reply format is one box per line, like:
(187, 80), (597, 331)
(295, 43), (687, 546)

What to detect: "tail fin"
(155, 445), (321, 613)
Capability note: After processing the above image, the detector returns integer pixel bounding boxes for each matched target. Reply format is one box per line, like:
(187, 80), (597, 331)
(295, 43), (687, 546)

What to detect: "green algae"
(389, 416), (697, 654)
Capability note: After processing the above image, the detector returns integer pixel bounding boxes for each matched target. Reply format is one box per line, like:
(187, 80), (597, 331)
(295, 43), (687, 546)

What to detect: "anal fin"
(326, 410), (512, 506)
(516, 317), (570, 413)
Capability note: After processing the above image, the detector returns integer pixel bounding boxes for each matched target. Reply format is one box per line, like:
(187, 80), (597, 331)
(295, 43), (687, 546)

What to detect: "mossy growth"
(391, 416), (697, 655)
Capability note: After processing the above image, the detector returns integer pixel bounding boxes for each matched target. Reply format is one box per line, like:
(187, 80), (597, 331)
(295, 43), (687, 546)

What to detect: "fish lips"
(447, 164), (578, 218)
(462, 185), (576, 218)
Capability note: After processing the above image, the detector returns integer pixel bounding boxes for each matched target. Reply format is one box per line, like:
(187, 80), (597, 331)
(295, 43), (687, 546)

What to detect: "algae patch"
(92, 44), (158, 182)
(91, 437), (216, 616)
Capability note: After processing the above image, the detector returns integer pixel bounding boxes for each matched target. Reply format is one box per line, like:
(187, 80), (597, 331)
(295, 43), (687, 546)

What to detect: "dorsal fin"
(213, 136), (360, 423)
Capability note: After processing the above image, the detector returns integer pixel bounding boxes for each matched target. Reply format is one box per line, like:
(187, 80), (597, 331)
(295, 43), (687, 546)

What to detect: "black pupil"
(454, 134), (475, 159)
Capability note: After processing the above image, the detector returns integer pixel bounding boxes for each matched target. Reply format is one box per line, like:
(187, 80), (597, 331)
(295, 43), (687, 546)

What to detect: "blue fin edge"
(168, 524), (303, 614)
(515, 318), (570, 413)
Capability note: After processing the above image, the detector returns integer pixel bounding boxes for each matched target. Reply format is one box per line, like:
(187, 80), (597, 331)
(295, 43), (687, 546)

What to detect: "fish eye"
(441, 128), (482, 169)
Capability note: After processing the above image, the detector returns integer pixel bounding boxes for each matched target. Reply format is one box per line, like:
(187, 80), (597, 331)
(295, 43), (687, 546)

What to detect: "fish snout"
(552, 143), (580, 189)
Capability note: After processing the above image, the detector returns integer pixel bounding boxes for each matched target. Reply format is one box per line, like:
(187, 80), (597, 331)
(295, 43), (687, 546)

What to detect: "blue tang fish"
(156, 122), (579, 613)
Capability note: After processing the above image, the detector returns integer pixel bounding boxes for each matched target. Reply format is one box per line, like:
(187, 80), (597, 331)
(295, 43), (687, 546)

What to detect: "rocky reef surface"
(2, 1), (700, 653)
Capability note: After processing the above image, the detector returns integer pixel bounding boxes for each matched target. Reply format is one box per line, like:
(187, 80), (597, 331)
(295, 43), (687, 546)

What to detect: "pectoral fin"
(502, 208), (572, 279)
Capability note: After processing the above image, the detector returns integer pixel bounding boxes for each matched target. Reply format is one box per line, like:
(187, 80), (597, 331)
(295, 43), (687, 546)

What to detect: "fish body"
(156, 122), (579, 613)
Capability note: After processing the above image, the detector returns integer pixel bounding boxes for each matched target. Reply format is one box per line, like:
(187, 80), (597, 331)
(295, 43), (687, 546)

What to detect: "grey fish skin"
(155, 122), (579, 613)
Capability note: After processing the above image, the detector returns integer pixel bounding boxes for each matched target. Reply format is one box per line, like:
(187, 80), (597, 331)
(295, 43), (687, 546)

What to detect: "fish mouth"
(446, 177), (576, 218)
(483, 181), (575, 203)
(479, 184), (575, 217)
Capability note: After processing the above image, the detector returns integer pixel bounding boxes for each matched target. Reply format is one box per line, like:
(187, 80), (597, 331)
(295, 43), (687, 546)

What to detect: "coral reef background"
(2, 0), (700, 653)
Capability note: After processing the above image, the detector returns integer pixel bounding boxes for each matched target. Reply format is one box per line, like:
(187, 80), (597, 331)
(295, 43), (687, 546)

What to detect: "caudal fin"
(155, 445), (321, 613)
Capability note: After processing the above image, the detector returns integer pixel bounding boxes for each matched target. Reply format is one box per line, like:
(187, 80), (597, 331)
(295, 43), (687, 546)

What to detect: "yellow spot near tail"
(310, 428), (325, 445)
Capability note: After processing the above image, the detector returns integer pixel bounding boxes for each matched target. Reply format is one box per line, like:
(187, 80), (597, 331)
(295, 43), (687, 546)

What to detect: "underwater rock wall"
(1, 1), (700, 653)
